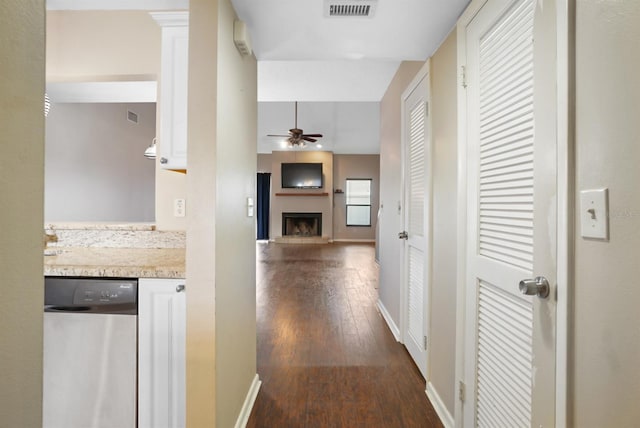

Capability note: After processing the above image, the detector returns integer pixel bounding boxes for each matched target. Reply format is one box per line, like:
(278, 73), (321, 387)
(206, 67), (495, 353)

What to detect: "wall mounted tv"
(281, 163), (323, 189)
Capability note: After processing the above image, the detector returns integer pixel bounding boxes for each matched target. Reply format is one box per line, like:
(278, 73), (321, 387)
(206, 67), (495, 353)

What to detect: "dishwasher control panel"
(73, 282), (136, 305)
(45, 277), (138, 313)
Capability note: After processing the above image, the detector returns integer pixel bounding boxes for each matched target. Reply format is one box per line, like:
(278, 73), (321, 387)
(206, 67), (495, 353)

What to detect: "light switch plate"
(174, 199), (186, 218)
(580, 188), (609, 240)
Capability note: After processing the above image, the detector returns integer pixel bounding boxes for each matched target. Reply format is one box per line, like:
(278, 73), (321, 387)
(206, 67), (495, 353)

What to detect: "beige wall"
(378, 61), (423, 324)
(333, 154), (380, 241)
(46, 11), (160, 82)
(573, 1), (640, 426)
(0, 1), (45, 426)
(378, 37), (458, 418)
(257, 153), (272, 172)
(46, 9), (186, 230)
(429, 29), (458, 416)
(270, 151), (334, 239)
(155, 169), (187, 230)
(186, 0), (257, 426)
(259, 153), (377, 241)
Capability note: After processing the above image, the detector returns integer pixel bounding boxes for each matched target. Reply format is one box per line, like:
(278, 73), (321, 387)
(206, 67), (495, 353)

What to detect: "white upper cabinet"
(152, 12), (189, 171)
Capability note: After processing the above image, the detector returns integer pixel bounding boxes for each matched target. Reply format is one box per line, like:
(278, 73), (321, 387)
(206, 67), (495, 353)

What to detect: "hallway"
(247, 242), (443, 427)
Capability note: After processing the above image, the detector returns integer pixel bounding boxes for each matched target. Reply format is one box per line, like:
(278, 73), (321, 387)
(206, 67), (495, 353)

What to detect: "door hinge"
(461, 65), (467, 89)
(459, 380), (466, 402)
(423, 335), (428, 351)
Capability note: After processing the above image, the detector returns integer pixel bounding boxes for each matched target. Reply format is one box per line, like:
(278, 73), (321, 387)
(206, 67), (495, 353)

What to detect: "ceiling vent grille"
(324, 0), (377, 18)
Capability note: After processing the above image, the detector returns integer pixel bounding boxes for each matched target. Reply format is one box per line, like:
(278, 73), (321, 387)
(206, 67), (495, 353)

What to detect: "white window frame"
(345, 178), (372, 227)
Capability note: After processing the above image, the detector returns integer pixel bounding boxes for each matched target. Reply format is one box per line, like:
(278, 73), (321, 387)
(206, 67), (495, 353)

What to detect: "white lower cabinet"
(138, 278), (186, 428)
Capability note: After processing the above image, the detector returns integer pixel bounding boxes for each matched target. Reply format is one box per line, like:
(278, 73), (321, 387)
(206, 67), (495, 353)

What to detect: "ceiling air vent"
(324, 0), (377, 18)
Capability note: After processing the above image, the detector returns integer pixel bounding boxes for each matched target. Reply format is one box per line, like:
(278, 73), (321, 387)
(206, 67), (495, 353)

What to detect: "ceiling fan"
(268, 102), (323, 147)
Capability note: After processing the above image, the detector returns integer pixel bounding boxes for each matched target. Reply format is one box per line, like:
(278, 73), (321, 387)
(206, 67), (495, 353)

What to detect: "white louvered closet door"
(402, 71), (431, 379)
(463, 0), (558, 426)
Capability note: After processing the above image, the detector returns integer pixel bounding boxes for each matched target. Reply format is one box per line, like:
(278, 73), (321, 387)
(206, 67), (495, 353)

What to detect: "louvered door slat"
(482, 93), (532, 126)
(477, 280), (533, 428)
(480, 228), (533, 245)
(408, 101), (426, 236)
(478, 0), (535, 268)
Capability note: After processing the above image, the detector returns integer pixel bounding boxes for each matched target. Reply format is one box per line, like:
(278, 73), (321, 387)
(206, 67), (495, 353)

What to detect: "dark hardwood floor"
(246, 242), (443, 428)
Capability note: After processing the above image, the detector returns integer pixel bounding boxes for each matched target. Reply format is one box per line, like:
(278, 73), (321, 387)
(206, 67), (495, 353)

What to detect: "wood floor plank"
(247, 242), (444, 428)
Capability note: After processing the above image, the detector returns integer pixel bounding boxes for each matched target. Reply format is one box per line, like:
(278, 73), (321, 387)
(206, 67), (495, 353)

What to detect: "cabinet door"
(154, 13), (189, 170)
(138, 278), (186, 428)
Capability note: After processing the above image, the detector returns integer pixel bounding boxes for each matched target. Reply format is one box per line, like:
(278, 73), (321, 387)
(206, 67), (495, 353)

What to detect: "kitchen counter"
(44, 247), (185, 279)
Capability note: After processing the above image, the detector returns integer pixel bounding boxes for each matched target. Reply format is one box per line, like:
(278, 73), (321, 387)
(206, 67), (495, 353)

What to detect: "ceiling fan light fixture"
(267, 101), (324, 149)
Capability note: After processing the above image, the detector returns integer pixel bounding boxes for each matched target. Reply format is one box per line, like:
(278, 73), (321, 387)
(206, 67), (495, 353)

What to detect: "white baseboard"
(234, 374), (262, 428)
(377, 299), (400, 342)
(426, 381), (454, 428)
(332, 239), (375, 243)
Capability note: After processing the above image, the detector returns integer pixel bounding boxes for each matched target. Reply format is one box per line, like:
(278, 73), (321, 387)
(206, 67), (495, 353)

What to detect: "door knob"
(398, 231), (408, 240)
(518, 276), (550, 299)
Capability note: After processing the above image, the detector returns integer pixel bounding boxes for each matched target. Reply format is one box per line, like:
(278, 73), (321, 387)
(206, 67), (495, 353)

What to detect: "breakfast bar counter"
(44, 247), (186, 279)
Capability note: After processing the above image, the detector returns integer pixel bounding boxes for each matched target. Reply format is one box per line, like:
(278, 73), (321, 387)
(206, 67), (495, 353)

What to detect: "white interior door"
(401, 69), (431, 379)
(462, 0), (557, 426)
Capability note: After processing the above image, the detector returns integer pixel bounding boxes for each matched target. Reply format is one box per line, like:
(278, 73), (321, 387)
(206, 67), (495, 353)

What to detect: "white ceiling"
(235, 0), (469, 153)
(233, 0), (470, 102)
(46, 0), (470, 154)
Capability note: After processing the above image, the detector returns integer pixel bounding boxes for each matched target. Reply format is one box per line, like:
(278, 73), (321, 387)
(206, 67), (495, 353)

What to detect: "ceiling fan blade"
(302, 134), (323, 138)
(267, 134), (291, 137)
(302, 136), (318, 143)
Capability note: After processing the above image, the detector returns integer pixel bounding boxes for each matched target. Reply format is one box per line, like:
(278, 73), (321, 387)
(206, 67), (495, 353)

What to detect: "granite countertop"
(44, 247), (185, 279)
(45, 222), (156, 231)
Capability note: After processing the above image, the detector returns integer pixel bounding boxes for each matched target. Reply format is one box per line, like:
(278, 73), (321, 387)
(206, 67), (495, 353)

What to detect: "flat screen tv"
(281, 163), (323, 189)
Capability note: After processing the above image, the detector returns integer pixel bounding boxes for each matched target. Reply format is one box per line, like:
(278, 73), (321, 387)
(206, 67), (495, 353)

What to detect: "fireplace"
(282, 212), (322, 237)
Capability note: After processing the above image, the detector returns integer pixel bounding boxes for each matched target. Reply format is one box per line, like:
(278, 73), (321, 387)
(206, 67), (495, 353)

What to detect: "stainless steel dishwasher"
(43, 277), (138, 428)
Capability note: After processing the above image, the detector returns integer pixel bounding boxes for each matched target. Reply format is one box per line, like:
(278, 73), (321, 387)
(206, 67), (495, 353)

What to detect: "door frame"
(399, 59), (433, 382)
(453, 0), (574, 427)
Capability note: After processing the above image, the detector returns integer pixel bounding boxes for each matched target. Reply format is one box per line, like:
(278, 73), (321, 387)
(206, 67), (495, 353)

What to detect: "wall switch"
(580, 188), (608, 240)
(174, 199), (186, 217)
(247, 197), (254, 217)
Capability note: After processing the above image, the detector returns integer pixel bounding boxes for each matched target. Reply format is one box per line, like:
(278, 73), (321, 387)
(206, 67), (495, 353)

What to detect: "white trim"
(46, 81), (157, 103)
(377, 299), (400, 341)
(555, 0), (574, 426)
(332, 238), (375, 243)
(47, 0), (188, 10)
(454, 3), (484, 426)
(150, 11), (189, 27)
(426, 382), (455, 428)
(234, 374), (262, 428)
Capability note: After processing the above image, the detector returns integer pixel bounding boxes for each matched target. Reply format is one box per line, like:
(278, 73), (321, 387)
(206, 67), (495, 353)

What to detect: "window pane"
(346, 180), (371, 205)
(347, 205), (371, 226)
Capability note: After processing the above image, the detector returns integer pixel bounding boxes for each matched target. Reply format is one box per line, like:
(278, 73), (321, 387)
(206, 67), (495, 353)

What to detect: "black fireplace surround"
(282, 212), (322, 237)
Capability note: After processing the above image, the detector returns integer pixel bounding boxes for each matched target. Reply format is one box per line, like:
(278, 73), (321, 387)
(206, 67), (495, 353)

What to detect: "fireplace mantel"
(275, 192), (329, 197)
